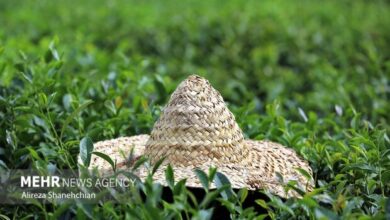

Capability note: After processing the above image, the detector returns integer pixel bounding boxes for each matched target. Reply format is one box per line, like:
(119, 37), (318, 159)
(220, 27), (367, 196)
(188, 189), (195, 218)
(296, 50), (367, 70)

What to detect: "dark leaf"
(79, 137), (94, 167)
(194, 168), (209, 191)
(92, 151), (116, 171)
(131, 156), (148, 171)
(165, 164), (174, 189)
(152, 157), (165, 174)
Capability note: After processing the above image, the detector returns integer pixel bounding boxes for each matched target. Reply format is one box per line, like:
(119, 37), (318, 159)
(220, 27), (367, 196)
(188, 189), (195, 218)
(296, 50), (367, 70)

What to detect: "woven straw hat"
(82, 75), (314, 198)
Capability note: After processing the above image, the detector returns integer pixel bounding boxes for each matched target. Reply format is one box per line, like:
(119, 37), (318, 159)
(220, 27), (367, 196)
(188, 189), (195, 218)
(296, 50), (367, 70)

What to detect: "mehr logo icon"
(20, 176), (61, 187)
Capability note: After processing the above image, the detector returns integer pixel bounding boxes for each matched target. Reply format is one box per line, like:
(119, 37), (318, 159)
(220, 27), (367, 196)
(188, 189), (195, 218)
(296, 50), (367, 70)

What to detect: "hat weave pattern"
(145, 75), (249, 166)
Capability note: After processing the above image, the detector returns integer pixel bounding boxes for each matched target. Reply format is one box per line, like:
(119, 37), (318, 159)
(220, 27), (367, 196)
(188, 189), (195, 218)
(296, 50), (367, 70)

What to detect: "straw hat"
(82, 75), (314, 198)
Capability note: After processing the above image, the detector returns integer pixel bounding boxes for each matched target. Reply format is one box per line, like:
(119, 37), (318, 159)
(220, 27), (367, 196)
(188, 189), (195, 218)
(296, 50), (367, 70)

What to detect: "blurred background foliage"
(0, 0), (389, 219)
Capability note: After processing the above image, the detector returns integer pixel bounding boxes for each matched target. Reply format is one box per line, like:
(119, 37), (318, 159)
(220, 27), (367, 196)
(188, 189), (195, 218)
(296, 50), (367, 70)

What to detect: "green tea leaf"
(131, 156), (148, 171)
(92, 151), (115, 171)
(79, 137), (94, 167)
(194, 169), (209, 191)
(200, 185), (229, 208)
(152, 157), (165, 175)
(295, 168), (313, 181)
(214, 172), (234, 200)
(60, 100), (93, 139)
(238, 188), (248, 204)
(165, 164), (174, 189)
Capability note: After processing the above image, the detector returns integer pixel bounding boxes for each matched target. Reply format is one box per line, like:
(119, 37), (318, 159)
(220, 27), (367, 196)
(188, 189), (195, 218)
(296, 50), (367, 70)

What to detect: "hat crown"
(145, 75), (248, 165)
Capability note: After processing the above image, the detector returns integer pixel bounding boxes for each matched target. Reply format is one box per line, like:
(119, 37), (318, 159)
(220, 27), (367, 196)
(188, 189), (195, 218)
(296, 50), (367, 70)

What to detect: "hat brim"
(81, 135), (313, 198)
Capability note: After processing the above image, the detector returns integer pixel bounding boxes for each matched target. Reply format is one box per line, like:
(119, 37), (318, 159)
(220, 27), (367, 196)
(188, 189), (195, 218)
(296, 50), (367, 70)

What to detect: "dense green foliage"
(0, 0), (389, 219)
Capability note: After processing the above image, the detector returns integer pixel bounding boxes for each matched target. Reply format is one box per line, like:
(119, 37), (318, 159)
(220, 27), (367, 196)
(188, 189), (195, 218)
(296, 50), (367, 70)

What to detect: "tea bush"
(0, 0), (389, 219)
